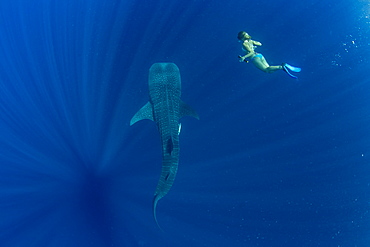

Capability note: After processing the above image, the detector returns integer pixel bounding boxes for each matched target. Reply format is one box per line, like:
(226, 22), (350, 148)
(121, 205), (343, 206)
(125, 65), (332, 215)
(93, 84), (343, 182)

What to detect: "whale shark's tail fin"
(153, 194), (164, 232)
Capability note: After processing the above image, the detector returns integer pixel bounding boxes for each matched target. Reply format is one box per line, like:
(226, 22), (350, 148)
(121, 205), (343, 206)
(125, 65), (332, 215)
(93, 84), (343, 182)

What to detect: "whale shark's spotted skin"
(130, 63), (199, 228)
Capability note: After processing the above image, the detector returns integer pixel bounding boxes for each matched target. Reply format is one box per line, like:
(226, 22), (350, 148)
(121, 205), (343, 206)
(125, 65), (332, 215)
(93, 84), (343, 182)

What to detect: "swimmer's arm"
(240, 42), (254, 58)
(252, 40), (262, 46)
(239, 41), (256, 61)
(239, 51), (254, 61)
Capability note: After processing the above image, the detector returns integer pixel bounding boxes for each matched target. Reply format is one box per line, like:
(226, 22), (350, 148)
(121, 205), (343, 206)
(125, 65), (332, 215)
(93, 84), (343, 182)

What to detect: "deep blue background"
(0, 0), (369, 246)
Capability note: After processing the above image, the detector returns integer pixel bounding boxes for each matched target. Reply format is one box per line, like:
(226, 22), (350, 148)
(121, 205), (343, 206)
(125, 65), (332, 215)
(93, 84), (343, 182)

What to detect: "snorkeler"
(237, 31), (301, 79)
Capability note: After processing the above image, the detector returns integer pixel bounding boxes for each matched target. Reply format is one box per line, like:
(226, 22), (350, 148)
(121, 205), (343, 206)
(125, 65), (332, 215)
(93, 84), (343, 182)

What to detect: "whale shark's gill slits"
(166, 138), (173, 155)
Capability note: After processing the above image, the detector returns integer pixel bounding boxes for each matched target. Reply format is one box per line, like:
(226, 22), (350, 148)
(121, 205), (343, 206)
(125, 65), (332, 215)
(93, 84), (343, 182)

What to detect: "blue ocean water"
(0, 0), (369, 246)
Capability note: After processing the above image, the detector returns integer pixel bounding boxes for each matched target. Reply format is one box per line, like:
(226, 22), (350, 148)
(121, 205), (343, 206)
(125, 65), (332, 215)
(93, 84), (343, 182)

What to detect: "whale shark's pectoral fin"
(179, 100), (199, 120)
(130, 102), (154, 125)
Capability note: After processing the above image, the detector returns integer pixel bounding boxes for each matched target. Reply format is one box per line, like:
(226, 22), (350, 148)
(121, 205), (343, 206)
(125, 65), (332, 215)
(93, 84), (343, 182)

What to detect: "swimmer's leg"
(253, 56), (283, 73)
(260, 56), (270, 68)
(265, 65), (283, 73)
(252, 57), (269, 72)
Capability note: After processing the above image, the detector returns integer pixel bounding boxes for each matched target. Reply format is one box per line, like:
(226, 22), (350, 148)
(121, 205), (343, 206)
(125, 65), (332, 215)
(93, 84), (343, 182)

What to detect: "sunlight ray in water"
(0, 0), (369, 246)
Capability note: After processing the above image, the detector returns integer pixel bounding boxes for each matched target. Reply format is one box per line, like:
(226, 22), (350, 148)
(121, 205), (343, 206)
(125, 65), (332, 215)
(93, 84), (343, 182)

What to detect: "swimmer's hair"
(237, 31), (246, 40)
(237, 31), (251, 40)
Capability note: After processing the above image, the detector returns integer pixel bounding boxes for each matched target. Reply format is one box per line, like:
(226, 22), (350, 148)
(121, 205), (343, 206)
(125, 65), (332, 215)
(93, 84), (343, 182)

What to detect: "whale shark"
(130, 63), (199, 228)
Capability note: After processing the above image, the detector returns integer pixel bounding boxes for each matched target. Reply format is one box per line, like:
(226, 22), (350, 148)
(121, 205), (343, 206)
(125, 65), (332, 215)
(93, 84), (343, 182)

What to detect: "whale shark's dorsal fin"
(130, 102), (154, 125)
(179, 100), (199, 120)
(166, 138), (174, 155)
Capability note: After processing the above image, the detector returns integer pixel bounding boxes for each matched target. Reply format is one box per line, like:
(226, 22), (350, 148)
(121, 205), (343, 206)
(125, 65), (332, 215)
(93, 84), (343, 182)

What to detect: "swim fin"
(282, 63), (301, 79)
(284, 63), (301, 72)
